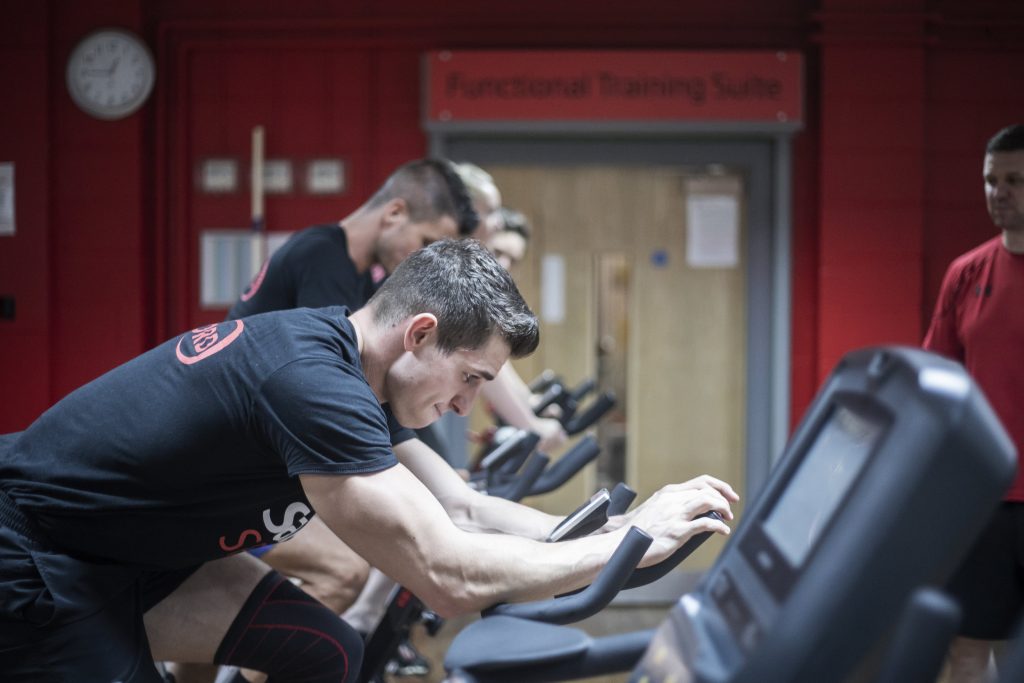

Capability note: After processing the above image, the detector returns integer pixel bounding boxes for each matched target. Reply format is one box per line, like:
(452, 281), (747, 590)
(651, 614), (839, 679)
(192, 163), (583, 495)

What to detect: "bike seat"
(444, 615), (591, 671)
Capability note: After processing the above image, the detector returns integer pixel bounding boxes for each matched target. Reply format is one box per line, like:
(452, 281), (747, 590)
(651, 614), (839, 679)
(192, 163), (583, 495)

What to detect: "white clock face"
(66, 29), (155, 120)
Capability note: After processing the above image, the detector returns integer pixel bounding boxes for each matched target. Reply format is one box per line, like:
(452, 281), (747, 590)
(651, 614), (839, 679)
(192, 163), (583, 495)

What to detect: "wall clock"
(66, 29), (155, 120)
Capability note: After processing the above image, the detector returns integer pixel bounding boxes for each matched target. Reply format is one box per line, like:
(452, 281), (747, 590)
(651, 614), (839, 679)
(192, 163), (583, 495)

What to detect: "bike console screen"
(761, 403), (883, 570)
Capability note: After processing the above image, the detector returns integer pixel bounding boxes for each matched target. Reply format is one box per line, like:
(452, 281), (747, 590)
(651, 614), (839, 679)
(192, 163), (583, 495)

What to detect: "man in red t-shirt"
(924, 124), (1024, 683)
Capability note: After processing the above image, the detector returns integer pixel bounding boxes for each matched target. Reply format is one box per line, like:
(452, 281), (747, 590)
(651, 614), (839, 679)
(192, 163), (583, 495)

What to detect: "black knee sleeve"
(215, 571), (363, 683)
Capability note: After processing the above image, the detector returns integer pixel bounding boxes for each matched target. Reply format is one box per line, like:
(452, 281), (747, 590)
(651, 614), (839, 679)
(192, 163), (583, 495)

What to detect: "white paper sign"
(307, 159), (346, 194)
(0, 162), (14, 236)
(263, 159), (293, 194)
(686, 194), (739, 268)
(200, 159), (239, 193)
(541, 253), (566, 324)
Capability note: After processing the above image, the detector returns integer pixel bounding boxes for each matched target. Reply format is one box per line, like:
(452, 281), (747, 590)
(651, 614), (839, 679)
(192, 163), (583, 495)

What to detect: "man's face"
(385, 322), (510, 429)
(984, 150), (1024, 232)
(489, 230), (527, 271)
(376, 215), (459, 274)
(470, 184), (504, 244)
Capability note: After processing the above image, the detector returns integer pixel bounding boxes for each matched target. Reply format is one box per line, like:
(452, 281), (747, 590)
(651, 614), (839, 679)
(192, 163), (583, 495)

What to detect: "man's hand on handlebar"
(532, 416), (568, 453)
(612, 475), (739, 568)
(530, 396), (564, 420)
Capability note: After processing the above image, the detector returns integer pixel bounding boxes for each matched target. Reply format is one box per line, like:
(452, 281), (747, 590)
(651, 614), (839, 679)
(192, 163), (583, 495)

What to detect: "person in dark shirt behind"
(228, 157), (479, 322)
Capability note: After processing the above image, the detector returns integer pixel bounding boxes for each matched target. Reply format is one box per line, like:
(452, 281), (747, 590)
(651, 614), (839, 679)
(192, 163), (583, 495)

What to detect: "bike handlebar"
(532, 383), (566, 417)
(562, 392), (616, 436)
(482, 526), (653, 625)
(527, 369), (560, 394)
(478, 429), (540, 475)
(568, 377), (597, 402)
(488, 452), (550, 502)
(525, 435), (601, 496)
(607, 483), (637, 516)
(619, 511), (723, 590)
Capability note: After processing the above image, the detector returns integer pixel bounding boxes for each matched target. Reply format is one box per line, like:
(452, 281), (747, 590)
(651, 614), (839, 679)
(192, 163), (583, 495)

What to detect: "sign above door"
(424, 50), (803, 127)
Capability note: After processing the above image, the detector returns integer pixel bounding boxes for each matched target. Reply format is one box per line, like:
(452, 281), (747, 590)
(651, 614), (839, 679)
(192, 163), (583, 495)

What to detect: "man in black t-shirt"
(228, 158), (479, 322)
(221, 159), (567, 624)
(0, 240), (738, 682)
(221, 159), (477, 625)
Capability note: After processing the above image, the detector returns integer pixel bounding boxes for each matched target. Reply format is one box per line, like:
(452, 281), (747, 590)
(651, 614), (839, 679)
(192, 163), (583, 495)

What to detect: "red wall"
(923, 43), (1024, 316)
(816, 8), (928, 381)
(50, 1), (151, 399)
(0, 4), (51, 430)
(2, 0), (1023, 434)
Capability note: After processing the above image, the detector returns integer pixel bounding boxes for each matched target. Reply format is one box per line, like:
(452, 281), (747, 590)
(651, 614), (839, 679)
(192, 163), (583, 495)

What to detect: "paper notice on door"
(0, 163), (14, 236)
(686, 194), (738, 268)
(541, 253), (566, 324)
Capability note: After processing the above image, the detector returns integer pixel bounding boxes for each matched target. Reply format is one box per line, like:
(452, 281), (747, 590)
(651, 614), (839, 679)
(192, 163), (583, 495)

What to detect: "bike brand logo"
(175, 321), (245, 365)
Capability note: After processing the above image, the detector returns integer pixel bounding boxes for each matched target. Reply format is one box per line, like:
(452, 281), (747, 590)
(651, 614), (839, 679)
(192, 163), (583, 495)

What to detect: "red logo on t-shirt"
(240, 259), (270, 302)
(175, 321), (245, 365)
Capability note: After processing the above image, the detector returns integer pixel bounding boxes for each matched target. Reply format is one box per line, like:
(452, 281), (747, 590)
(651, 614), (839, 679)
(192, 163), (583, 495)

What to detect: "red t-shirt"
(924, 236), (1024, 500)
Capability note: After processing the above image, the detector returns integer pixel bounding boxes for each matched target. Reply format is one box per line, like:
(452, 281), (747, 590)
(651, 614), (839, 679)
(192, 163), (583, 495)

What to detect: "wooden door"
(492, 164), (747, 569)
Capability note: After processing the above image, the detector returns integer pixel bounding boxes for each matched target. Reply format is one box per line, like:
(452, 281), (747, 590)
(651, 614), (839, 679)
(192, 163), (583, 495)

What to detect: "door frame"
(429, 123), (798, 501)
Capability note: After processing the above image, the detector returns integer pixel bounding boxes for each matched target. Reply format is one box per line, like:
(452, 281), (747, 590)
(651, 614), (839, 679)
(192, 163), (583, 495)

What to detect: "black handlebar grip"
(569, 377), (597, 402)
(496, 437), (541, 477)
(480, 429), (540, 472)
(483, 526), (652, 625)
(562, 392), (616, 435)
(528, 369), (559, 394)
(607, 483), (637, 516)
(532, 383), (565, 416)
(527, 435), (600, 496)
(620, 511), (724, 590)
(490, 452), (550, 503)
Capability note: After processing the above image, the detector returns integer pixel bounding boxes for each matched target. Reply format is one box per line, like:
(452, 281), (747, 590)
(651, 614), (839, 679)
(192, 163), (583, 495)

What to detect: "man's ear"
(403, 313), (439, 352)
(380, 197), (409, 231)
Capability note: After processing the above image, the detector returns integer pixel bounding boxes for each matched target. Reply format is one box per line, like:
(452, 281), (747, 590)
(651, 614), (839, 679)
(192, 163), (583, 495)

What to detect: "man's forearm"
(304, 467), (735, 620)
(302, 467), (627, 617)
(435, 523), (627, 613)
(447, 487), (563, 540)
(393, 435), (561, 540)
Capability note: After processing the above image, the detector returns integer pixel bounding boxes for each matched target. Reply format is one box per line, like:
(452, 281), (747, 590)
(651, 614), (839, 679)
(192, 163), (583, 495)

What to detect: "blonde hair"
(454, 162), (498, 206)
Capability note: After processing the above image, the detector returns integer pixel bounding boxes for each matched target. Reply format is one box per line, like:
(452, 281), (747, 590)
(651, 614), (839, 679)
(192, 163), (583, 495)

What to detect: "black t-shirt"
(227, 224), (374, 320)
(225, 223), (414, 444)
(0, 307), (400, 570)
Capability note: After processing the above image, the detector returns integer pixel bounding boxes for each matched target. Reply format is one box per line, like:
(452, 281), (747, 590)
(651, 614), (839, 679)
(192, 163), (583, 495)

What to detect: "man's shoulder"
(954, 236), (1001, 266)
(289, 223), (346, 248)
(946, 236), (1002, 280)
(265, 305), (355, 340)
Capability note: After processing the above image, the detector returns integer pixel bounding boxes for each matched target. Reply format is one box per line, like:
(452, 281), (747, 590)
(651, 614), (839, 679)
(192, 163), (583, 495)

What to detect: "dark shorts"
(0, 489), (199, 681)
(946, 502), (1024, 640)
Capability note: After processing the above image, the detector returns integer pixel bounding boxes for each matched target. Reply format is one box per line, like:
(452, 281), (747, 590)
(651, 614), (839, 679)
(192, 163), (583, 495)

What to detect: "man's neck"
(348, 308), (389, 404)
(338, 208), (377, 273)
(1003, 229), (1024, 255)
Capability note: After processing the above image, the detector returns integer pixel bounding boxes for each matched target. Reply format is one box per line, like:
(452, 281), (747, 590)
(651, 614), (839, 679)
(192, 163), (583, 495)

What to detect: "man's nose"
(450, 386), (482, 417)
(448, 396), (466, 416)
